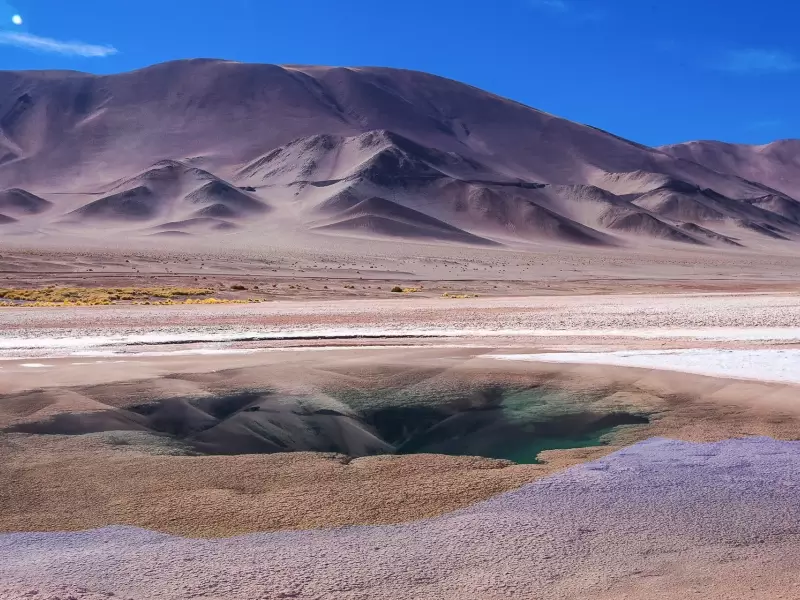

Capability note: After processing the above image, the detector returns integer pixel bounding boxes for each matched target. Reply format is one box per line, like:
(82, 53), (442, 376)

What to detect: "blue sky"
(0, 0), (797, 146)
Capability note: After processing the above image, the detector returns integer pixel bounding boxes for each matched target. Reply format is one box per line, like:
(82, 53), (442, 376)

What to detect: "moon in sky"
(11, 14), (22, 25)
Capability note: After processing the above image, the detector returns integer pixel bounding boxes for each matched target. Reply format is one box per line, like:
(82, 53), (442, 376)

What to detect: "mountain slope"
(661, 140), (800, 199)
(0, 59), (798, 249)
(0, 188), (51, 216)
(0, 60), (778, 196)
(313, 196), (498, 246)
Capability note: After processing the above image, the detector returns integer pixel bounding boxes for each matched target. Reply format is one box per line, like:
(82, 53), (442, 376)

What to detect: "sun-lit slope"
(0, 60), (783, 195)
(59, 160), (269, 228)
(0, 60), (798, 247)
(661, 139), (800, 199)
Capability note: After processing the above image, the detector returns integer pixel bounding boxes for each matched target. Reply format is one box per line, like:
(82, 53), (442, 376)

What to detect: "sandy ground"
(5, 246), (800, 300)
(2, 282), (800, 598)
(3, 438), (800, 600)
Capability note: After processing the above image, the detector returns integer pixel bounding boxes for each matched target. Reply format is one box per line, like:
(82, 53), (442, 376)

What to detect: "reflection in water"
(7, 384), (650, 464)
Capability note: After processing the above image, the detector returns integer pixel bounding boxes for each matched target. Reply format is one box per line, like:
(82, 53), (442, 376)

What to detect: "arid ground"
(1, 248), (800, 599)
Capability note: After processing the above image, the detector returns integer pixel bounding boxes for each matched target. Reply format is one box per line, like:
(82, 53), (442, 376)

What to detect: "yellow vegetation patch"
(176, 298), (263, 305)
(442, 292), (479, 299)
(0, 286), (217, 307)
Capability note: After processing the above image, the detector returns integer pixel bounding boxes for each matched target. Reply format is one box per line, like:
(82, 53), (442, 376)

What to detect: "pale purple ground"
(2, 438), (800, 599)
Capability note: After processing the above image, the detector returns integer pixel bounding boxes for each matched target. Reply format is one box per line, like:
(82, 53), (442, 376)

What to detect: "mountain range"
(1, 58), (799, 249)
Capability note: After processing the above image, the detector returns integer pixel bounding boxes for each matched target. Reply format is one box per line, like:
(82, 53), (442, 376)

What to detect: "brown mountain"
(0, 59), (798, 249)
(660, 139), (800, 199)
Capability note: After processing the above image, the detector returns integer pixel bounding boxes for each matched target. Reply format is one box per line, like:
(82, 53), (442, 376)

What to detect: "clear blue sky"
(0, 0), (797, 146)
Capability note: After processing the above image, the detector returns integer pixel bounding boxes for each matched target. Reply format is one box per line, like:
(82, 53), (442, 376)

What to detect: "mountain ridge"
(0, 59), (798, 250)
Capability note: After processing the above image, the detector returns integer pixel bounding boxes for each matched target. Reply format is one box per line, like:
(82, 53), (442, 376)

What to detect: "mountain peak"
(0, 59), (798, 249)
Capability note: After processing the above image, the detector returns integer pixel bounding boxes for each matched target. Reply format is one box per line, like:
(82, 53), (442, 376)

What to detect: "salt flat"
(1, 292), (799, 361)
(492, 349), (800, 385)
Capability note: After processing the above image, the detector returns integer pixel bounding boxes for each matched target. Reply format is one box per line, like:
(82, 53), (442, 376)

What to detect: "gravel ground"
(3, 437), (800, 600)
(3, 293), (800, 333)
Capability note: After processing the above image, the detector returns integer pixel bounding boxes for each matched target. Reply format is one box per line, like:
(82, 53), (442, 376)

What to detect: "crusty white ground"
(492, 349), (800, 385)
(2, 326), (800, 359)
(1, 293), (799, 359)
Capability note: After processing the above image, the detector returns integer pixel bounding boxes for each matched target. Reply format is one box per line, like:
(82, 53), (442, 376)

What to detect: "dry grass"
(171, 298), (262, 305)
(442, 292), (478, 299)
(0, 286), (215, 307)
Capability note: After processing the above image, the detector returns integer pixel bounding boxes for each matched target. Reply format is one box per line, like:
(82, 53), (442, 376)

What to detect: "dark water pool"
(363, 387), (649, 464)
(7, 385), (650, 463)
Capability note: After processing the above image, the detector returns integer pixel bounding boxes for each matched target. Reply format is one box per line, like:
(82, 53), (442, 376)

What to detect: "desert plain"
(3, 59), (800, 599)
(1, 243), (800, 600)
